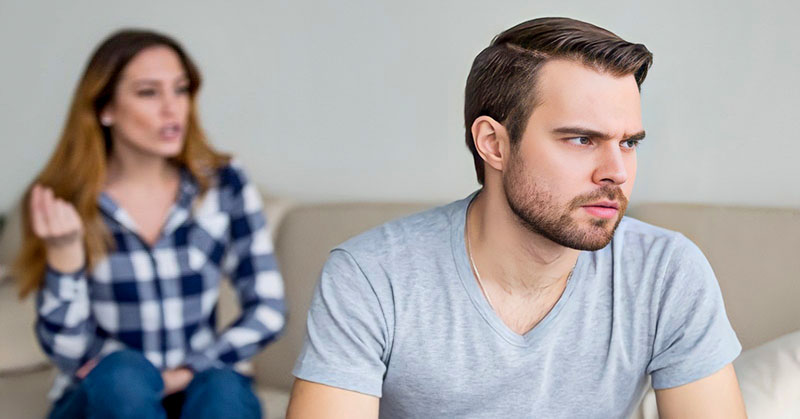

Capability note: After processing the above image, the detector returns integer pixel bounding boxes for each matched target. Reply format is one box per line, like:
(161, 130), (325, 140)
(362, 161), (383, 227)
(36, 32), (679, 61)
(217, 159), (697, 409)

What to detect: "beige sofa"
(1, 195), (798, 418)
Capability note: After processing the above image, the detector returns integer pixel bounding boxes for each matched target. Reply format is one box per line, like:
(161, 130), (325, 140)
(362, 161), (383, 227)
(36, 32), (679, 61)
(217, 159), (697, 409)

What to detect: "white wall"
(1, 0), (798, 211)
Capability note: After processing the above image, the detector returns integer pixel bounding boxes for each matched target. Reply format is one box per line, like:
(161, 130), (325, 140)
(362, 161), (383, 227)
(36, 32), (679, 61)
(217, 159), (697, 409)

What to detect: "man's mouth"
(580, 201), (619, 219)
(583, 201), (619, 209)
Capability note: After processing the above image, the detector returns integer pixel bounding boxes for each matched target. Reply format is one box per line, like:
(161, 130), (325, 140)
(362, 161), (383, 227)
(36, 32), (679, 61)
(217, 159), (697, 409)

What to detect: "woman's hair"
(15, 29), (230, 297)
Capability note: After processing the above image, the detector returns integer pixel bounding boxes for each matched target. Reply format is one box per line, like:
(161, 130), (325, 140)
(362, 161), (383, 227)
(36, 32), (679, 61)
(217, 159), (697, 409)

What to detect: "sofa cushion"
(0, 199), (51, 374)
(735, 328), (800, 417)
(0, 277), (50, 375)
(257, 385), (290, 419)
(0, 367), (56, 418)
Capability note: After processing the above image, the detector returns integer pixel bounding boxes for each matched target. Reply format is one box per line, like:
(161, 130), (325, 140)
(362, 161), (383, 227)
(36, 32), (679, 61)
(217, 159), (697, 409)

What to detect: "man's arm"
(655, 363), (746, 418)
(286, 379), (379, 419)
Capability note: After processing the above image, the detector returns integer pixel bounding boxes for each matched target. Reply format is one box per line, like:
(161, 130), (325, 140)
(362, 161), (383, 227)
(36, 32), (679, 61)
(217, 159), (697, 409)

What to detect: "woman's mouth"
(159, 123), (183, 141)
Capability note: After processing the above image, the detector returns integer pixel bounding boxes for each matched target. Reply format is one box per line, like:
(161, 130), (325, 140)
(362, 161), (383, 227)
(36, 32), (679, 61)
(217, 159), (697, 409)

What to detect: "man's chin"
(569, 233), (614, 251)
(567, 216), (622, 250)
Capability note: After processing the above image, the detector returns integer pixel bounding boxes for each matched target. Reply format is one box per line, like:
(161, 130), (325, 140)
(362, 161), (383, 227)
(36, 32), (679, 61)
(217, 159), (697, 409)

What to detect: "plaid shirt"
(36, 162), (286, 399)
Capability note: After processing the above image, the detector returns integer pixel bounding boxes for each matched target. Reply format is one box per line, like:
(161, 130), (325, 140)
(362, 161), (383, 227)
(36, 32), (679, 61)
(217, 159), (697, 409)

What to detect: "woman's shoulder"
(211, 158), (252, 192)
(192, 158), (262, 218)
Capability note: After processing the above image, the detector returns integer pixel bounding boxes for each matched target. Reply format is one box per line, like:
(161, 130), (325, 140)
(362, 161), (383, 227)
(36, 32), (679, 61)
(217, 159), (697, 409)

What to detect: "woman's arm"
(184, 165), (286, 372)
(30, 185), (96, 376)
(35, 265), (96, 375)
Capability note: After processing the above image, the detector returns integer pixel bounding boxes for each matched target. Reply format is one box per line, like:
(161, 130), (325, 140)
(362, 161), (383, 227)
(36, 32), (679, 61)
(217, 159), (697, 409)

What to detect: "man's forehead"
(531, 59), (642, 133)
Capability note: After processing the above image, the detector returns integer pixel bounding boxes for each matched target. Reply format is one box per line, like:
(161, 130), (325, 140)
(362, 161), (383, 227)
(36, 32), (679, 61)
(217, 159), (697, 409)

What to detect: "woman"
(14, 29), (285, 419)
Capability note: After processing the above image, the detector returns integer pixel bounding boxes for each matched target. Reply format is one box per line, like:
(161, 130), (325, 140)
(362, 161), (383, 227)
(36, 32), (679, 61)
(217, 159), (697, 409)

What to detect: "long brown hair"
(464, 17), (653, 184)
(15, 29), (230, 297)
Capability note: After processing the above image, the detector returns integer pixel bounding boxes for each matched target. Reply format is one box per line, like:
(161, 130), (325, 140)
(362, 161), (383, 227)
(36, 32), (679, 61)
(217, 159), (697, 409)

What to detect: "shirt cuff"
(44, 264), (87, 300)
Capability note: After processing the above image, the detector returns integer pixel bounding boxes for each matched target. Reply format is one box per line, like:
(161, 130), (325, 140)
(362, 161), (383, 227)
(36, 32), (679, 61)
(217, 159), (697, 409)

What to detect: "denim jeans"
(48, 349), (262, 419)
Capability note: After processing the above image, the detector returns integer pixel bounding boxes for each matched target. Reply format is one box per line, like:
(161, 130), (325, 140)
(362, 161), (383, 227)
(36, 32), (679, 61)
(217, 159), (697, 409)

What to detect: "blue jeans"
(49, 350), (262, 419)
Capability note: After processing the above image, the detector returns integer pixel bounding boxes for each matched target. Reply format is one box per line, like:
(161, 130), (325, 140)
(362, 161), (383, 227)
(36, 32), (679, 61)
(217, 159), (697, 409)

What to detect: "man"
(287, 17), (746, 418)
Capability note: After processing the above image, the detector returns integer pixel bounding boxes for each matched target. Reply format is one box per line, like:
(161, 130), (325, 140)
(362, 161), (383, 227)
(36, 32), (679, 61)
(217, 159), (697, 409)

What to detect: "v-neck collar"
(450, 191), (586, 347)
(98, 168), (199, 247)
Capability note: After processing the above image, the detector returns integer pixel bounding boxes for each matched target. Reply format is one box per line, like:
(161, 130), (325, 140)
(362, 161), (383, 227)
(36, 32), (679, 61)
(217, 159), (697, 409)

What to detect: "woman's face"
(101, 45), (191, 159)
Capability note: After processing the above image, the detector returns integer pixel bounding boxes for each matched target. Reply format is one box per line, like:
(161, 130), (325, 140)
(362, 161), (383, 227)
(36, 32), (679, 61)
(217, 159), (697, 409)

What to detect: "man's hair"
(464, 17), (653, 184)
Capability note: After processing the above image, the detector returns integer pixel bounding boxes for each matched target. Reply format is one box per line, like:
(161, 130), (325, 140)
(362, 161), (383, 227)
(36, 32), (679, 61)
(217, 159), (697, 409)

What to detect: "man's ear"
(471, 116), (509, 174)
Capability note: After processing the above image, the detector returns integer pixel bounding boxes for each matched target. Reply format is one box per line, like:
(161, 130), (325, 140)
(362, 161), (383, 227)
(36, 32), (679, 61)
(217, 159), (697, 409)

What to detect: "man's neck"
(467, 188), (580, 297)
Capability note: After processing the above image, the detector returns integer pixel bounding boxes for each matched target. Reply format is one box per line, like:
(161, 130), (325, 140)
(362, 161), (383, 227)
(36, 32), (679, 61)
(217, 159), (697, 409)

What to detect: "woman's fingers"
(28, 185), (83, 244)
(53, 199), (68, 236)
(39, 187), (53, 234)
(63, 200), (83, 234)
(29, 185), (49, 238)
(42, 187), (55, 219)
(75, 358), (98, 379)
(57, 199), (82, 235)
(41, 187), (57, 236)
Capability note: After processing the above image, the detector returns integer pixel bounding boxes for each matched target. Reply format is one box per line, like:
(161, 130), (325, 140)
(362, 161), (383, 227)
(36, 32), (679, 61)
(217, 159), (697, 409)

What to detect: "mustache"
(569, 186), (628, 209)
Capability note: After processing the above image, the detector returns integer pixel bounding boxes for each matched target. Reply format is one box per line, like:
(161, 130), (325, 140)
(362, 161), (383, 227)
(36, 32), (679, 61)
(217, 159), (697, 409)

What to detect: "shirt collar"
(98, 166), (200, 237)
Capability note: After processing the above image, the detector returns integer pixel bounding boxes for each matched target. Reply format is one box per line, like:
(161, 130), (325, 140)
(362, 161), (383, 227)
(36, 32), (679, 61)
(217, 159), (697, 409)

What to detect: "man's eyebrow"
(625, 131), (646, 142)
(552, 126), (646, 141)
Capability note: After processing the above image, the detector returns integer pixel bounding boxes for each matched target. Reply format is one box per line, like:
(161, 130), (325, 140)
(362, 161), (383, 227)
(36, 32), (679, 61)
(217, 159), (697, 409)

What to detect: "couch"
(1, 194), (798, 418)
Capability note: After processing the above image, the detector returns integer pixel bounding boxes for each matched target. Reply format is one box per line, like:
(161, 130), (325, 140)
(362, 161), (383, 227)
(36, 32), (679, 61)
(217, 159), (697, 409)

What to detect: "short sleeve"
(292, 249), (392, 397)
(647, 235), (742, 389)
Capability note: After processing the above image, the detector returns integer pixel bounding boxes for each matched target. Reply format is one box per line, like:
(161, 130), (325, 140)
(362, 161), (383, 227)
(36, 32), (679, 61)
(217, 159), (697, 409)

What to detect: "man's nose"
(592, 143), (628, 186)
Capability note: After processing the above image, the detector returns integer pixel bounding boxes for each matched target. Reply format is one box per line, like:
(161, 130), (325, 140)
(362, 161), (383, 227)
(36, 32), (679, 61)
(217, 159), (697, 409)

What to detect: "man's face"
(503, 59), (644, 251)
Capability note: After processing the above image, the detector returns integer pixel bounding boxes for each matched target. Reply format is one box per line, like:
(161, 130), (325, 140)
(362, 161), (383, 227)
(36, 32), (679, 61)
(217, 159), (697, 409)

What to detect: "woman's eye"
(567, 137), (591, 146)
(136, 89), (157, 97)
(176, 85), (190, 95)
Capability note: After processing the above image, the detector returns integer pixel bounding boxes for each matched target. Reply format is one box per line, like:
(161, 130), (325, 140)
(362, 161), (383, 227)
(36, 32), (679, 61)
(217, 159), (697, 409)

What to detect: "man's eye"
(567, 137), (591, 145)
(622, 139), (641, 149)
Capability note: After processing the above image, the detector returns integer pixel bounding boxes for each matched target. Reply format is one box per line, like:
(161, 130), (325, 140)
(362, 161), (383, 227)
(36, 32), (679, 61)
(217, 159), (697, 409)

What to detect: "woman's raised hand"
(29, 184), (86, 272)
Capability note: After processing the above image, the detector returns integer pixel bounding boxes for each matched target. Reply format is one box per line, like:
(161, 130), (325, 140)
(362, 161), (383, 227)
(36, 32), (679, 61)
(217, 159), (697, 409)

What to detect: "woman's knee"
(88, 349), (160, 384)
(82, 350), (163, 412)
(182, 368), (261, 418)
(193, 368), (247, 388)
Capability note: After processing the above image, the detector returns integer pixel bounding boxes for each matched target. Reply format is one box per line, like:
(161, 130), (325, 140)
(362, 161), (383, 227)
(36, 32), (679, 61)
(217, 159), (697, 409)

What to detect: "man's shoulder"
(614, 216), (712, 282)
(615, 216), (693, 250)
(612, 216), (709, 272)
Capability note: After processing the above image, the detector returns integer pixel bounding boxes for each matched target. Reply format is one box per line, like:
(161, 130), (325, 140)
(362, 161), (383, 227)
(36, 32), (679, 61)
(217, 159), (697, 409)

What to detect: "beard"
(502, 153), (629, 251)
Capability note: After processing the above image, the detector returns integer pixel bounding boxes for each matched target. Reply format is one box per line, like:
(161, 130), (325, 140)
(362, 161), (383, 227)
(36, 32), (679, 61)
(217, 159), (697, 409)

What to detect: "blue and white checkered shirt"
(35, 161), (286, 400)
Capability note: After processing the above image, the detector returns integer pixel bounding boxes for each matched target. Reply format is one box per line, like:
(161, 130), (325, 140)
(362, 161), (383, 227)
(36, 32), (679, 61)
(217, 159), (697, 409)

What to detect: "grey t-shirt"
(293, 194), (741, 418)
